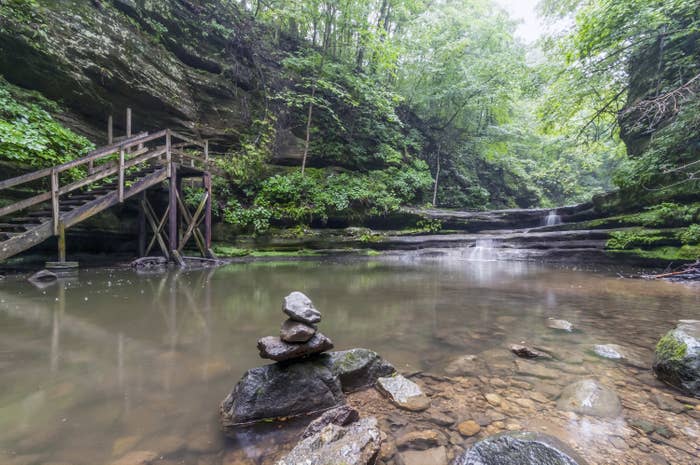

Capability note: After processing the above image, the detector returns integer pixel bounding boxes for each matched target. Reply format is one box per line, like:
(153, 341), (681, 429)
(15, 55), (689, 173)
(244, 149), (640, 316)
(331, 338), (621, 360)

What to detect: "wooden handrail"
(0, 127), (210, 220)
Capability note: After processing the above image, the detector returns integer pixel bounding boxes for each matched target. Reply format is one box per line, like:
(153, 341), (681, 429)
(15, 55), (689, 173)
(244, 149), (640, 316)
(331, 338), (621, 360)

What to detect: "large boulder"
(652, 320), (700, 397)
(220, 348), (395, 427)
(322, 348), (396, 392)
(556, 379), (621, 418)
(454, 432), (588, 465)
(219, 359), (344, 426)
(276, 417), (382, 465)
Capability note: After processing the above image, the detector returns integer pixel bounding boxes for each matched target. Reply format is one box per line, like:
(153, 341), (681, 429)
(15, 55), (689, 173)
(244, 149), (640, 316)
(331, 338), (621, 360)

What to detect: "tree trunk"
(432, 146), (441, 206)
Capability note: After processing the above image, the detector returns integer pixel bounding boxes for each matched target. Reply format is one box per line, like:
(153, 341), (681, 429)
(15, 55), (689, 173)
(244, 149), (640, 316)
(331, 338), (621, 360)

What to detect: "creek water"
(0, 257), (698, 464)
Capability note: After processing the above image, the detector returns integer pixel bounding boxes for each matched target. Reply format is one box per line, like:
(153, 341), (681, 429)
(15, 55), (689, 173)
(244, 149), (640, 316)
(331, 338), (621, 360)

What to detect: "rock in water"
(303, 405), (360, 439)
(398, 446), (448, 465)
(280, 318), (316, 343)
(283, 291), (322, 324)
(376, 375), (430, 411)
(276, 417), (382, 465)
(219, 360), (344, 426)
(322, 348), (396, 391)
(547, 318), (574, 332)
(591, 344), (647, 369)
(258, 332), (333, 362)
(454, 432), (588, 465)
(510, 344), (552, 360)
(556, 379), (621, 418)
(652, 320), (700, 397)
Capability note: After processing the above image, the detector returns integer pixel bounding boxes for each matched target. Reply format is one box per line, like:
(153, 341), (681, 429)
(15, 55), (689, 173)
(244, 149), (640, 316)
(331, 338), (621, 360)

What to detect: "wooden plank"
(118, 148), (125, 202)
(170, 130), (205, 148)
(108, 115), (113, 145)
(0, 167), (52, 191)
(0, 221), (53, 262)
(0, 191), (52, 217)
(51, 168), (59, 235)
(62, 169), (167, 229)
(57, 221), (66, 262)
(58, 164), (119, 196)
(138, 191), (146, 257)
(204, 173), (212, 249)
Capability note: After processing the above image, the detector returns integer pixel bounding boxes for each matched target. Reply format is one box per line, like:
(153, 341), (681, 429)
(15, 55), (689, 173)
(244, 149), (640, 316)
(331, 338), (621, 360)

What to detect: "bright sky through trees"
(494, 0), (543, 43)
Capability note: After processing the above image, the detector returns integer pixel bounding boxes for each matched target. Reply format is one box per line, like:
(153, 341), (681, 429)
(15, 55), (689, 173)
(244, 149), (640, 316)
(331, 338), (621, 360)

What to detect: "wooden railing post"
(126, 108), (132, 138)
(57, 221), (66, 262)
(108, 115), (113, 145)
(118, 147), (125, 203)
(204, 139), (209, 162)
(165, 130), (172, 177)
(51, 168), (59, 235)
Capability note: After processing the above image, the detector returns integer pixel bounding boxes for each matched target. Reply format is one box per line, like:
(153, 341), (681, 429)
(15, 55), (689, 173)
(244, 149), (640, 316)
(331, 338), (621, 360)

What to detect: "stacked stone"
(257, 292), (334, 362)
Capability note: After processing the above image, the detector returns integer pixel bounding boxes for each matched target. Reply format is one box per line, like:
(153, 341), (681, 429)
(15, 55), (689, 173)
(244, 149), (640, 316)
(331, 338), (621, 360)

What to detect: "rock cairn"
(257, 291), (334, 362)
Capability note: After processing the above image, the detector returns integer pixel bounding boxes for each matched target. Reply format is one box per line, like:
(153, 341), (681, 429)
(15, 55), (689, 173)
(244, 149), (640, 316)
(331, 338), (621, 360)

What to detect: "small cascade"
(467, 239), (499, 261)
(544, 210), (562, 226)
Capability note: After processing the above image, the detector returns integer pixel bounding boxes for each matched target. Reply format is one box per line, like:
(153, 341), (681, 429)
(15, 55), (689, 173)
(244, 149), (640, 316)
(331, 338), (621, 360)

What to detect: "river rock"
(514, 360), (559, 379)
(219, 360), (344, 426)
(591, 344), (646, 369)
(510, 344), (552, 360)
(397, 446), (448, 465)
(377, 374), (430, 411)
(457, 420), (481, 437)
(322, 348), (396, 391)
(283, 291), (322, 324)
(652, 320), (700, 397)
(276, 417), (382, 465)
(547, 318), (574, 332)
(257, 332), (333, 362)
(454, 431), (588, 465)
(396, 430), (444, 450)
(445, 354), (483, 376)
(303, 405), (360, 438)
(280, 318), (316, 342)
(556, 379), (621, 418)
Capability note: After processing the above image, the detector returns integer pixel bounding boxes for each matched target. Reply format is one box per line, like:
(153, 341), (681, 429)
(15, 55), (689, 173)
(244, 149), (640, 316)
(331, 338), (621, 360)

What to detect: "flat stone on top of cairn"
(283, 291), (322, 324)
(257, 292), (332, 362)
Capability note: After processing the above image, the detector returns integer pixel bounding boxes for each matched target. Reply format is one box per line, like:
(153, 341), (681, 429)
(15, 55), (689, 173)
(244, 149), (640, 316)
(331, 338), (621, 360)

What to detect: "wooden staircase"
(0, 130), (212, 263)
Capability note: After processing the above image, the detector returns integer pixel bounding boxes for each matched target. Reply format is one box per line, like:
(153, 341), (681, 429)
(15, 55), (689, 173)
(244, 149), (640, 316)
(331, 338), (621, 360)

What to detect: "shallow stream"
(0, 257), (698, 464)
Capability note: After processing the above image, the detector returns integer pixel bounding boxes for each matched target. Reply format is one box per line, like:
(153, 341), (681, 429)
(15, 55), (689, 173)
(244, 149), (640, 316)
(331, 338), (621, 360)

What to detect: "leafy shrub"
(0, 77), (93, 169)
(606, 230), (665, 250)
(678, 224), (700, 245)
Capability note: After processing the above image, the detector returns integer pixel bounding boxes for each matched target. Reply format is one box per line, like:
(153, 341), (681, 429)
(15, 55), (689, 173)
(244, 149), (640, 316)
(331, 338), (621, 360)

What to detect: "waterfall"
(467, 239), (498, 261)
(544, 210), (562, 226)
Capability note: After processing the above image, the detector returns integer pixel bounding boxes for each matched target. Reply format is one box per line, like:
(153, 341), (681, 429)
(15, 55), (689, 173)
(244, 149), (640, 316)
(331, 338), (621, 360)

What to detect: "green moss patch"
(655, 332), (687, 363)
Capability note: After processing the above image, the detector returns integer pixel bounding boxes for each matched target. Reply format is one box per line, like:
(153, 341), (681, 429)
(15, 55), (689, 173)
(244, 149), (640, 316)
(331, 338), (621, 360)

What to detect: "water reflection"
(0, 259), (697, 464)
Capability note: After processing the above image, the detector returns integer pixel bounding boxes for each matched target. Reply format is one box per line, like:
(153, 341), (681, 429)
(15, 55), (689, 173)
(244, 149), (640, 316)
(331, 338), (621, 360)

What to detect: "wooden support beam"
(118, 147), (125, 202)
(51, 168), (59, 236)
(57, 221), (66, 262)
(138, 191), (146, 257)
(168, 162), (178, 254)
(142, 197), (170, 258)
(204, 173), (212, 250)
(175, 189), (207, 256)
(126, 108), (132, 138)
(108, 115), (113, 145)
(204, 140), (209, 162)
(177, 192), (208, 253)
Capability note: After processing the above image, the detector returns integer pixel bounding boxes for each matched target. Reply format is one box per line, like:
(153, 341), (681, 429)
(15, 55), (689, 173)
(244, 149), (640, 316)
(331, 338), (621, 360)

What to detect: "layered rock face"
(0, 0), (287, 144)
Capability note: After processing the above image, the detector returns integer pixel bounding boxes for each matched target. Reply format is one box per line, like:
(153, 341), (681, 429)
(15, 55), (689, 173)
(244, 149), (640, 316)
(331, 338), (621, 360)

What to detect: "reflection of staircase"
(0, 130), (213, 263)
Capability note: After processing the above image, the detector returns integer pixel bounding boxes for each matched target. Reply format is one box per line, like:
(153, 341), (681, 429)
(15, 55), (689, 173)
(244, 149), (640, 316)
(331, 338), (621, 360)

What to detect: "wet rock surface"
(283, 291), (322, 325)
(219, 359), (344, 425)
(257, 332), (334, 362)
(591, 343), (647, 369)
(276, 417), (382, 465)
(556, 379), (622, 418)
(454, 431), (588, 465)
(377, 375), (431, 411)
(303, 405), (360, 439)
(280, 318), (316, 343)
(653, 320), (700, 397)
(323, 348), (396, 391)
(547, 318), (574, 332)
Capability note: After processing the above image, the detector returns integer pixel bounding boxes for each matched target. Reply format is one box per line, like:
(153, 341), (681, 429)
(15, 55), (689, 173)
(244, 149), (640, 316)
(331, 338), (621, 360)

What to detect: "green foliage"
(416, 218), (442, 233)
(0, 76), (93, 169)
(225, 164), (431, 234)
(605, 230), (666, 250)
(678, 224), (700, 245)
